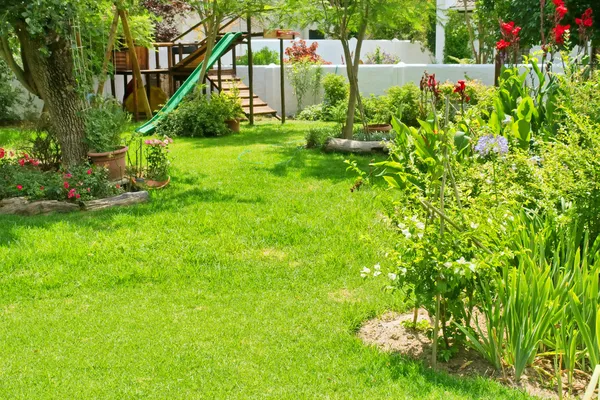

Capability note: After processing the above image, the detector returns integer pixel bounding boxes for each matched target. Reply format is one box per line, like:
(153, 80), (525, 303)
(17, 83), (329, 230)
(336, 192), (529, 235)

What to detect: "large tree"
(0, 0), (154, 166)
(277, 0), (426, 139)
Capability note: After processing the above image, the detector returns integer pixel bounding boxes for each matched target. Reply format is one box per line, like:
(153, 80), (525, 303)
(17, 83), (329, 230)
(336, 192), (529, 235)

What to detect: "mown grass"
(0, 121), (532, 399)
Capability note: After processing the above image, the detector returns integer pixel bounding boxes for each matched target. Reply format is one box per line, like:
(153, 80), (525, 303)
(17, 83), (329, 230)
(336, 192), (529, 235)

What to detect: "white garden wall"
(12, 61), (543, 119)
(235, 63), (498, 116)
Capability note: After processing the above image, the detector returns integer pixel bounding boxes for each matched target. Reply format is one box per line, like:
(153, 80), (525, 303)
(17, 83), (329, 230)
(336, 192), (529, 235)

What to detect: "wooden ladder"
(207, 70), (278, 118)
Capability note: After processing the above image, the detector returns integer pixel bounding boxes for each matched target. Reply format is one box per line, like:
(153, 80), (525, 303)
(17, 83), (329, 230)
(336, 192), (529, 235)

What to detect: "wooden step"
(223, 88), (252, 98)
(241, 98), (267, 107)
(243, 105), (278, 116)
(207, 75), (240, 83)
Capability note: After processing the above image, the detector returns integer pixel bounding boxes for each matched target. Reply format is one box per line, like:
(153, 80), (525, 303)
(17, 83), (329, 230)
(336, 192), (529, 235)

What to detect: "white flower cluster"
(398, 215), (425, 240)
(360, 263), (399, 281)
(444, 257), (477, 274)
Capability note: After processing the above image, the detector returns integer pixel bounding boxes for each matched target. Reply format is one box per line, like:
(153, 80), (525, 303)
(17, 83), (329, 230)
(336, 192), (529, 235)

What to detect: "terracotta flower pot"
(145, 176), (170, 189)
(88, 146), (128, 181)
(226, 119), (241, 133)
(365, 124), (393, 133)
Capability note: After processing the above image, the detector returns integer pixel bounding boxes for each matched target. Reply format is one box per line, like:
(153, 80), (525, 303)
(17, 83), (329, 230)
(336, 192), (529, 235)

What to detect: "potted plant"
(213, 89), (244, 133)
(85, 97), (131, 180)
(143, 136), (172, 188)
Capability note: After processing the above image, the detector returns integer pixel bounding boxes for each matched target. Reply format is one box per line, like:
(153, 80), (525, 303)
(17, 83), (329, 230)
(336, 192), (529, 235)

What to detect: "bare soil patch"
(358, 310), (588, 399)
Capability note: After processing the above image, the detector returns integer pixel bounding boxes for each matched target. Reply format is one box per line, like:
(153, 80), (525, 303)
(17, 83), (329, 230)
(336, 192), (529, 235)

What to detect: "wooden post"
(167, 46), (174, 96)
(123, 73), (128, 103)
(232, 46), (237, 75)
(218, 58), (222, 92)
(280, 38), (285, 124)
(96, 8), (120, 95)
(118, 9), (152, 119)
(246, 15), (254, 125)
(110, 77), (116, 98)
(133, 73), (139, 121)
(494, 53), (501, 87)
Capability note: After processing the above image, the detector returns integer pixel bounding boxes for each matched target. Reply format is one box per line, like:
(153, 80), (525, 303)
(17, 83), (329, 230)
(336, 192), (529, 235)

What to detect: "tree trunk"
(16, 24), (88, 166)
(342, 40), (357, 140)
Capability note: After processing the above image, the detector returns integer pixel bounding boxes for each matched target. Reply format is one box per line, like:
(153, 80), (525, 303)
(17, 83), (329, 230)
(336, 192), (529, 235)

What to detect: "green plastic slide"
(136, 32), (243, 135)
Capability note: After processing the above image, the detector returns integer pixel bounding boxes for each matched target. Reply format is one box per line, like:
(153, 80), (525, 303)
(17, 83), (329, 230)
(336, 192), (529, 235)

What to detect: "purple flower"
(474, 135), (509, 158)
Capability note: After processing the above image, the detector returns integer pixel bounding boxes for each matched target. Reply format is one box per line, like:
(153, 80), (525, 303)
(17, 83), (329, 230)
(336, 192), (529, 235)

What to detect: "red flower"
(553, 24), (571, 44)
(18, 159), (25, 167)
(577, 8), (594, 27)
(40, 186), (45, 191)
(501, 21), (515, 35)
(512, 27), (522, 36)
(76, 194), (81, 199)
(16, 185), (23, 191)
(30, 159), (39, 166)
(64, 173), (72, 179)
(552, 0), (564, 6)
(556, 4), (568, 19)
(0, 148), (4, 159)
(68, 189), (76, 199)
(427, 74), (438, 89)
(496, 39), (511, 50)
(454, 80), (466, 93)
(116, 184), (121, 189)
(63, 182), (70, 189)
(87, 169), (92, 175)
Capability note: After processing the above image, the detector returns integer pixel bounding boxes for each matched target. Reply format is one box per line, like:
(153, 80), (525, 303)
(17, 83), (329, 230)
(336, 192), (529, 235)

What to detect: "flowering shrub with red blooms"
(0, 151), (120, 202)
(284, 40), (330, 64)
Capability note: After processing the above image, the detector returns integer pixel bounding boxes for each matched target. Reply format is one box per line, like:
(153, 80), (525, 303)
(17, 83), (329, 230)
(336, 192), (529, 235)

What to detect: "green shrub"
(385, 83), (421, 127)
(296, 104), (324, 121)
(156, 89), (231, 138)
(322, 74), (349, 108)
(362, 95), (392, 124)
(0, 60), (22, 123)
(305, 126), (339, 149)
(236, 47), (280, 66)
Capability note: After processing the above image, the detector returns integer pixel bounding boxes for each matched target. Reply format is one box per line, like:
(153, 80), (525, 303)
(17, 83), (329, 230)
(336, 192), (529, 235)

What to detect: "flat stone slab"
(0, 191), (149, 216)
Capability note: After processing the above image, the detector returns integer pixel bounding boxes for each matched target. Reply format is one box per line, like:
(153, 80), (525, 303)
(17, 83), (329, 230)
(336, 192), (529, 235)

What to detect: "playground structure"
(98, 13), (290, 133)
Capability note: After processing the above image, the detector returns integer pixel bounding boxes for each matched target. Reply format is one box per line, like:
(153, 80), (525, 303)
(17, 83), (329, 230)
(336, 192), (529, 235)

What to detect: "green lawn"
(0, 121), (531, 399)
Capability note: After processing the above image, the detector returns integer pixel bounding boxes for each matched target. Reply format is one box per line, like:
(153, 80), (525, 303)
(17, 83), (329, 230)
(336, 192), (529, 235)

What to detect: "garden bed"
(0, 191), (149, 216)
(359, 310), (588, 399)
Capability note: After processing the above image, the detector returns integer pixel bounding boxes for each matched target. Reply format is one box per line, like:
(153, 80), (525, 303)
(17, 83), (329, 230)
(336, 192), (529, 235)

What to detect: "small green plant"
(305, 126), (338, 149)
(364, 46), (400, 64)
(286, 57), (323, 113)
(84, 96), (130, 153)
(144, 136), (173, 182)
(236, 46), (280, 65)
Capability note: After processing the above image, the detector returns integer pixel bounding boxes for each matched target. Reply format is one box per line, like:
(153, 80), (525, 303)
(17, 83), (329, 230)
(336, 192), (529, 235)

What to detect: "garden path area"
(0, 122), (531, 399)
